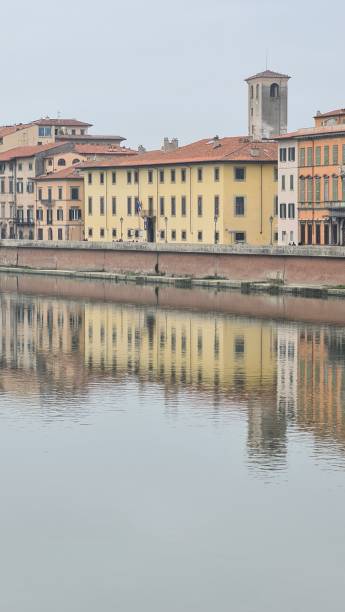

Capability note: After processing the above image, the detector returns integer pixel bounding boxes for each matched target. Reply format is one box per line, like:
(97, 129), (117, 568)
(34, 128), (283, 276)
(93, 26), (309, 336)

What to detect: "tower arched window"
(256, 84), (259, 99)
(250, 85), (254, 99)
(270, 83), (279, 98)
(57, 158), (66, 167)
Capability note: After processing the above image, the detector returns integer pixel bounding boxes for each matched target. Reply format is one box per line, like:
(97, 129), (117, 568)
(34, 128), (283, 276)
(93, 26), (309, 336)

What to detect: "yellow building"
(80, 136), (278, 246)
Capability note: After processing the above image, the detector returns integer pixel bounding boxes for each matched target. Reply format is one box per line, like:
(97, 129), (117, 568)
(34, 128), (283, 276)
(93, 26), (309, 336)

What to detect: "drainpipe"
(260, 164), (263, 236)
(189, 165), (192, 236)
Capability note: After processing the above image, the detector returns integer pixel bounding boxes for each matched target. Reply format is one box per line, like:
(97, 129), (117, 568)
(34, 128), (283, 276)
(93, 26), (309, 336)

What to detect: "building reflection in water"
(0, 287), (345, 468)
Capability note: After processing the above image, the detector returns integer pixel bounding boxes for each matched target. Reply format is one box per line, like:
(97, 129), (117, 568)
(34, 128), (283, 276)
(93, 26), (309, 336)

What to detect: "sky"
(1, 0), (345, 149)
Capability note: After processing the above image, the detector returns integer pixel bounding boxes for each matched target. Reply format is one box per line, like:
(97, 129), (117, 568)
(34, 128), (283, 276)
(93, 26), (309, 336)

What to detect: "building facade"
(80, 136), (278, 246)
(277, 138), (298, 244)
(0, 118), (92, 153)
(245, 70), (290, 141)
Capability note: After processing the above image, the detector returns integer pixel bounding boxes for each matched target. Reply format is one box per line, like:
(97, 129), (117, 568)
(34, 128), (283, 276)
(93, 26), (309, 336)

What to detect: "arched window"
(57, 158), (66, 166)
(48, 228), (53, 240)
(270, 83), (279, 98)
(72, 158), (80, 164)
(256, 84), (259, 99)
(250, 85), (254, 99)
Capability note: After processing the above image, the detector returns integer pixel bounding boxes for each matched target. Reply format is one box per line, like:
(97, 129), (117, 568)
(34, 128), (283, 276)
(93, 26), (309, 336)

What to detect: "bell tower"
(245, 69), (290, 140)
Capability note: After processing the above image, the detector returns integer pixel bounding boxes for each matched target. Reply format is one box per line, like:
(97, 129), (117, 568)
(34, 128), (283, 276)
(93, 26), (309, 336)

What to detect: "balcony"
(39, 199), (56, 206)
(16, 218), (35, 226)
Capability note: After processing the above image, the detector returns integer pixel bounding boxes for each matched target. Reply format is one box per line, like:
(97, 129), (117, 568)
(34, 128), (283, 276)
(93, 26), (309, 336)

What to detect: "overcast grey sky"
(2, 0), (345, 149)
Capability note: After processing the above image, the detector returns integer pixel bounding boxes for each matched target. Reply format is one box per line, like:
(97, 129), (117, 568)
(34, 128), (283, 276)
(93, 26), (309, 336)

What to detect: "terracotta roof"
(276, 124), (345, 140)
(0, 123), (32, 137)
(35, 166), (83, 181)
(33, 118), (92, 127)
(56, 134), (126, 142)
(314, 108), (345, 119)
(73, 143), (137, 156)
(245, 69), (290, 82)
(0, 142), (69, 161)
(79, 136), (277, 169)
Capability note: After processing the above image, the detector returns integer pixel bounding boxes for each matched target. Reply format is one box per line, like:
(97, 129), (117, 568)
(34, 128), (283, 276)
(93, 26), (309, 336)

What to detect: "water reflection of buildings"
(0, 285), (345, 466)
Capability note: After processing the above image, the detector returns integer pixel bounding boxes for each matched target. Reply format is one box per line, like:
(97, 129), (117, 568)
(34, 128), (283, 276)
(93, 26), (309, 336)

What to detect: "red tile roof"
(79, 136), (278, 169)
(314, 108), (345, 119)
(33, 118), (92, 127)
(0, 123), (32, 137)
(245, 69), (290, 82)
(276, 124), (345, 140)
(73, 143), (137, 156)
(56, 134), (126, 142)
(0, 142), (69, 161)
(35, 166), (83, 181)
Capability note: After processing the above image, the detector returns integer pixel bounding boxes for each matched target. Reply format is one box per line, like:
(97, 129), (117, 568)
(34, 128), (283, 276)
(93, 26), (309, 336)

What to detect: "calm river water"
(0, 274), (344, 611)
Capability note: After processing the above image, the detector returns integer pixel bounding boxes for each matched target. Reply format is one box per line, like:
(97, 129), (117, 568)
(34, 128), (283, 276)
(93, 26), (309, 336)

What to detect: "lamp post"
(164, 216), (168, 242)
(269, 215), (274, 245)
(120, 216), (124, 240)
(214, 215), (218, 244)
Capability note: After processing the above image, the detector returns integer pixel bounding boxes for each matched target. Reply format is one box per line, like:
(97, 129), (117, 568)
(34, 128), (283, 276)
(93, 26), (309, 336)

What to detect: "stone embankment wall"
(0, 240), (345, 286)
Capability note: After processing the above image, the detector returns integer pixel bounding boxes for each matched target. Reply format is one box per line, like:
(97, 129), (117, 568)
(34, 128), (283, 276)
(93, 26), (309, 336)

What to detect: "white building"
(277, 138), (298, 245)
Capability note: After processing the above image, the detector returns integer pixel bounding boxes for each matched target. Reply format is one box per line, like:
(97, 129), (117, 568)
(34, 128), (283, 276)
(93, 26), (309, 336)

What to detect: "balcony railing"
(39, 199), (56, 206)
(16, 218), (35, 226)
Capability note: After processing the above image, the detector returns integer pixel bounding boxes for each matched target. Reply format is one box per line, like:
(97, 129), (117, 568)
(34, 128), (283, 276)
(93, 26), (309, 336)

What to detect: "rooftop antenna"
(57, 110), (61, 119)
(265, 49), (269, 70)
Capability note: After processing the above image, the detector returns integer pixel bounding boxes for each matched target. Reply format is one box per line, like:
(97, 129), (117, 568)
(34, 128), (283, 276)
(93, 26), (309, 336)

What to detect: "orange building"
(278, 124), (345, 245)
(314, 108), (345, 128)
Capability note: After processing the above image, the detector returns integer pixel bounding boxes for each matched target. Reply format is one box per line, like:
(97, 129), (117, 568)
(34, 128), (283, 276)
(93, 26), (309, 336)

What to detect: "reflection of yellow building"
(81, 137), (278, 246)
(84, 302), (277, 397)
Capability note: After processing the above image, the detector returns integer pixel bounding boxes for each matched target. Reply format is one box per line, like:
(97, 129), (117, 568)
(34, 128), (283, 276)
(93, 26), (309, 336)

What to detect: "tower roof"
(245, 69), (290, 82)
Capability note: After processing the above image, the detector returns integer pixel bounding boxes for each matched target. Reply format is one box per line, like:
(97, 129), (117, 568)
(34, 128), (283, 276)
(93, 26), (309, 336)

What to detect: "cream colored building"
(0, 118), (92, 153)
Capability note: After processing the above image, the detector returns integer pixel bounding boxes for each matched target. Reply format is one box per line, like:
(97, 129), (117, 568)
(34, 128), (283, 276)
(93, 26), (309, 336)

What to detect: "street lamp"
(269, 215), (274, 245)
(214, 215), (219, 244)
(164, 216), (168, 242)
(120, 216), (124, 240)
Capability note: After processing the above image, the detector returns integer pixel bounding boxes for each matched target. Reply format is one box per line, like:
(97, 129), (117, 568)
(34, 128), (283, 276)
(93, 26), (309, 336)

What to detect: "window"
(214, 195), (219, 217)
(88, 173), (92, 185)
(37, 228), (43, 240)
(88, 196), (93, 215)
(214, 167), (220, 181)
(235, 196), (245, 216)
(29, 162), (33, 171)
(234, 232), (246, 243)
(256, 84), (260, 99)
(56, 228), (62, 240)
(112, 197), (116, 215)
(100, 228), (105, 238)
(127, 229), (132, 238)
(332, 145), (338, 164)
(280, 203), (287, 218)
(315, 146), (321, 166)
(38, 126), (52, 137)
(127, 196), (132, 215)
(197, 196), (203, 216)
(160, 230), (165, 240)
(274, 195), (278, 216)
(16, 181), (23, 193)
(197, 231), (203, 241)
(134, 170), (139, 184)
(270, 83), (279, 98)
(279, 148), (287, 162)
(251, 85), (254, 99)
(274, 167), (278, 181)
(112, 171), (116, 184)
(148, 196), (154, 216)
(324, 145), (329, 165)
(181, 230), (187, 240)
(58, 187), (63, 200)
(159, 196), (165, 216)
(324, 176), (329, 201)
(289, 175), (294, 190)
(100, 196), (105, 215)
(171, 196), (176, 216)
(307, 147), (313, 166)
(197, 168), (203, 182)
(343, 144), (345, 164)
(159, 169), (164, 183)
(48, 188), (52, 202)
(37, 208), (43, 221)
(342, 177), (345, 201)
(281, 175), (286, 191)
(234, 167), (246, 181)
(58, 158), (66, 167)
(18, 162), (22, 172)
(70, 187), (79, 200)
(315, 177), (321, 202)
(100, 172), (104, 184)
(288, 147), (295, 162)
(112, 228), (117, 238)
(148, 170), (153, 183)
(181, 195), (186, 217)
(332, 176), (338, 200)
(88, 228), (93, 237)
(288, 203), (295, 219)
(127, 171), (132, 184)
(57, 208), (63, 221)
(171, 169), (176, 183)
(307, 177), (313, 203)
(299, 148), (305, 166)
(181, 168), (186, 182)
(72, 158), (80, 164)
(69, 208), (81, 221)
(171, 230), (176, 240)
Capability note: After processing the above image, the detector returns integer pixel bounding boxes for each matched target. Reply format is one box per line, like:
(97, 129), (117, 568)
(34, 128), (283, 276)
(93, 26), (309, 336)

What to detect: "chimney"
(161, 137), (179, 152)
(138, 145), (146, 154)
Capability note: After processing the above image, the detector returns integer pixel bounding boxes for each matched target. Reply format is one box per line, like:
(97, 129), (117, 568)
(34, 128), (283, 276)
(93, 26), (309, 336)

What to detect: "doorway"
(146, 217), (155, 243)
